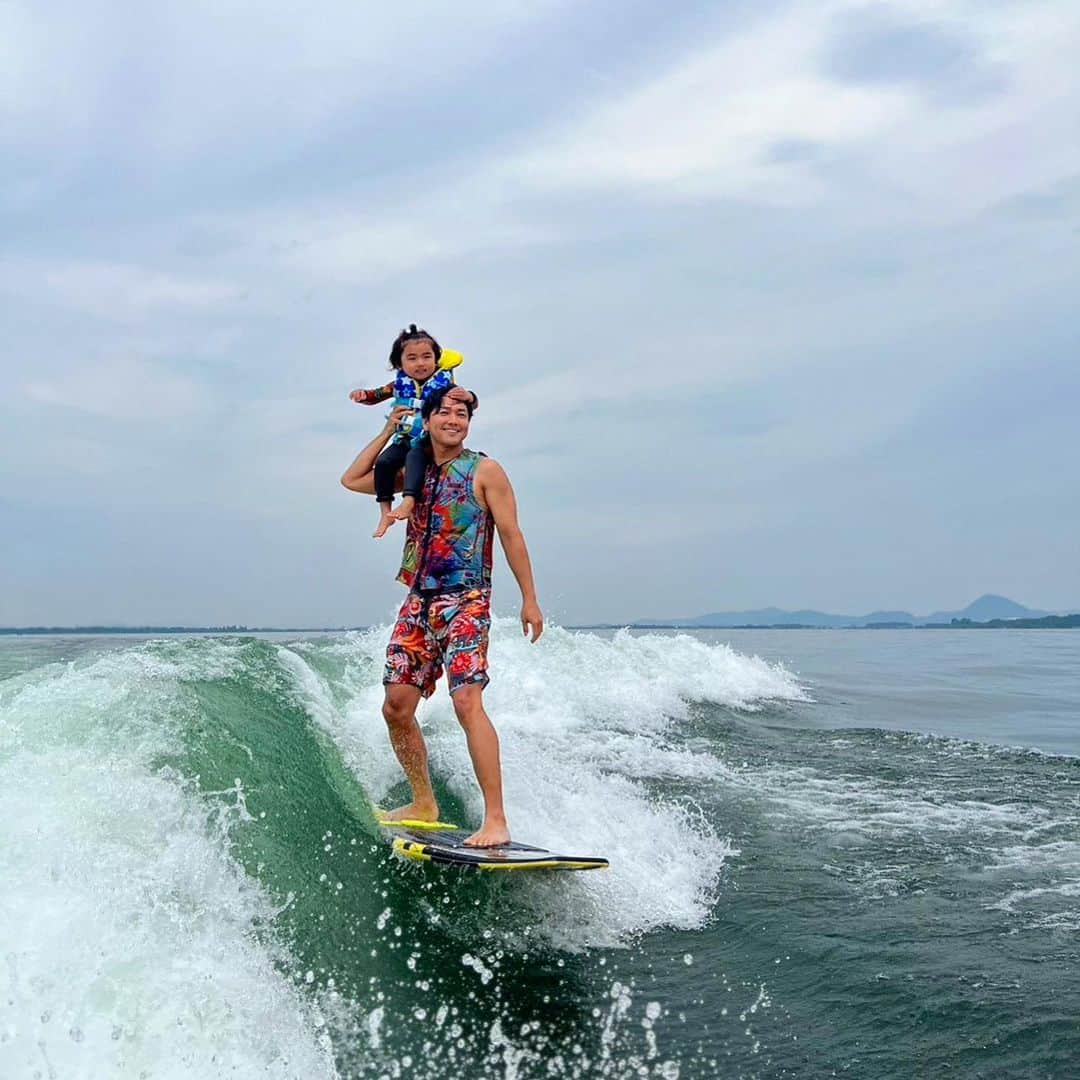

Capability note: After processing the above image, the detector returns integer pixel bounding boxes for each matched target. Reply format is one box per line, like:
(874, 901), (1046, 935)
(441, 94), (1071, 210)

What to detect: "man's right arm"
(340, 407), (410, 494)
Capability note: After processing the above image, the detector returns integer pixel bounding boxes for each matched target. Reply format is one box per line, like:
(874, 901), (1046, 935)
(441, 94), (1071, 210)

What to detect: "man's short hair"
(422, 385), (475, 420)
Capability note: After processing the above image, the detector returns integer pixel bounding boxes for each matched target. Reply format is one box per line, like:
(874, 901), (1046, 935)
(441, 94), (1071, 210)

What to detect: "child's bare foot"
(373, 507), (397, 538)
(389, 495), (415, 522)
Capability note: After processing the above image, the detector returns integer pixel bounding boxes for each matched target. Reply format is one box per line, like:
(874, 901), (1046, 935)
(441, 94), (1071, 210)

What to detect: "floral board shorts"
(383, 588), (491, 698)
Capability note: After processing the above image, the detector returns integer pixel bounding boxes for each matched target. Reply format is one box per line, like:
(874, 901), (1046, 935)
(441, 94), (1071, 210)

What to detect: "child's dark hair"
(388, 324), (442, 370)
(422, 385), (475, 421)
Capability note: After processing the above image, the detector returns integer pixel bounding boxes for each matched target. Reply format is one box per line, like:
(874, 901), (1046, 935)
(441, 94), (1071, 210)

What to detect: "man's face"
(425, 400), (471, 448)
(400, 339), (437, 382)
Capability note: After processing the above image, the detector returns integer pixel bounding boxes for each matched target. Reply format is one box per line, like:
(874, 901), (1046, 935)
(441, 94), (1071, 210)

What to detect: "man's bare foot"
(464, 818), (511, 848)
(379, 800), (440, 824)
(389, 495), (415, 522)
(373, 508), (397, 538)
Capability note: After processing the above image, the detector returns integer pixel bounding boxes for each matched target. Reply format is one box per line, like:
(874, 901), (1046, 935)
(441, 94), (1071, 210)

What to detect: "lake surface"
(2, 627), (1077, 1077)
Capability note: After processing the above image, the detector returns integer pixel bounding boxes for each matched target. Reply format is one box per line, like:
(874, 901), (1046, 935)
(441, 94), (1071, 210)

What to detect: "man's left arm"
(478, 459), (543, 642)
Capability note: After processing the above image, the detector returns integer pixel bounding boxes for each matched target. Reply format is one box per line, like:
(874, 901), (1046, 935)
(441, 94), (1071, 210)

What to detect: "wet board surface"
(379, 819), (609, 872)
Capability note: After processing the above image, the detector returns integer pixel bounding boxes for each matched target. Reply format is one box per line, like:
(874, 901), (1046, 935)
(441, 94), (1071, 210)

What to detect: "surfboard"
(377, 818), (608, 872)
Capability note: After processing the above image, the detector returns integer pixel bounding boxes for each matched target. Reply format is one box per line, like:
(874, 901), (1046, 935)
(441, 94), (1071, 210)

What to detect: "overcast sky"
(2, 0), (1078, 627)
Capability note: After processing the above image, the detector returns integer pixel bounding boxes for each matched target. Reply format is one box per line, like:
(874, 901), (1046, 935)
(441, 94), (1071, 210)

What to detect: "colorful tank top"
(397, 449), (493, 592)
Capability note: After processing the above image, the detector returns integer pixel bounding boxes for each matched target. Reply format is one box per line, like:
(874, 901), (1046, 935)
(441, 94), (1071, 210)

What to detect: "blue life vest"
(391, 368), (456, 443)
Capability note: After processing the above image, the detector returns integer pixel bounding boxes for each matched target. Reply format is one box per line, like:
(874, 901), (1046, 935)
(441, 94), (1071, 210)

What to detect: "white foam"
(991, 838), (1080, 873)
(980, 838), (1080, 929)
(738, 751), (1080, 918)
(282, 622), (805, 949)
(745, 764), (1048, 840)
(988, 875), (1080, 931)
(0, 645), (337, 1079)
(990, 879), (1080, 915)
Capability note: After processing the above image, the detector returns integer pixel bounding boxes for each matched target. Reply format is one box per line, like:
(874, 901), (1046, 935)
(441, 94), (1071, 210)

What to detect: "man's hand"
(521, 600), (544, 642)
(385, 405), (414, 431)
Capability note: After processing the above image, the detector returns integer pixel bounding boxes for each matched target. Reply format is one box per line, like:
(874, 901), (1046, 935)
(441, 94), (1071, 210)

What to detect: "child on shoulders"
(350, 324), (473, 537)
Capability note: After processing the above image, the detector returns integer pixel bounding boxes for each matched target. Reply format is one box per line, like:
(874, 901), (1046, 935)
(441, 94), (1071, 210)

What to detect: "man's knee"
(382, 686), (419, 728)
(451, 684), (486, 725)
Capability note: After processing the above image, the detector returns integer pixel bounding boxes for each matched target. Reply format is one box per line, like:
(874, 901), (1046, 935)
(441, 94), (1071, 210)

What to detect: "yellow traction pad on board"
(372, 806), (461, 831)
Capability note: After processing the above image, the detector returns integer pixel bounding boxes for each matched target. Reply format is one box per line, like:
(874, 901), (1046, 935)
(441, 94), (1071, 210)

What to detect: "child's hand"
(349, 389), (367, 403)
(446, 387), (477, 409)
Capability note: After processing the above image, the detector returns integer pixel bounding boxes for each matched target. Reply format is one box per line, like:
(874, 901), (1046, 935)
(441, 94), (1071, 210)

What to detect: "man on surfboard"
(341, 384), (543, 847)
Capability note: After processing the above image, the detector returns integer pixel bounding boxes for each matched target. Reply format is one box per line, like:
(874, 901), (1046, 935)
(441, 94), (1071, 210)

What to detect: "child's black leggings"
(374, 437), (428, 504)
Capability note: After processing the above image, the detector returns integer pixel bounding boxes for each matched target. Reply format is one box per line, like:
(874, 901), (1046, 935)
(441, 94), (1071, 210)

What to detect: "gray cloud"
(824, 6), (1008, 104)
(762, 139), (826, 165)
(984, 176), (1080, 223)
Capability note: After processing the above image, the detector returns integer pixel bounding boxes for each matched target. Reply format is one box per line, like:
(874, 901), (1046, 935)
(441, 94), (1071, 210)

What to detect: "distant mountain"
(644, 607), (853, 628)
(636, 594), (1055, 629)
(920, 594), (1048, 624)
(860, 610), (917, 624)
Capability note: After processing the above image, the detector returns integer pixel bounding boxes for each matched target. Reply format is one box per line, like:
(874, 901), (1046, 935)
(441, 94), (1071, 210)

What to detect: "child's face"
(400, 339), (437, 382)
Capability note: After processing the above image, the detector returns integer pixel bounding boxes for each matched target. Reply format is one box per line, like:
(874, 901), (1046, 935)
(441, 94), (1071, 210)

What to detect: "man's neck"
(431, 442), (465, 467)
